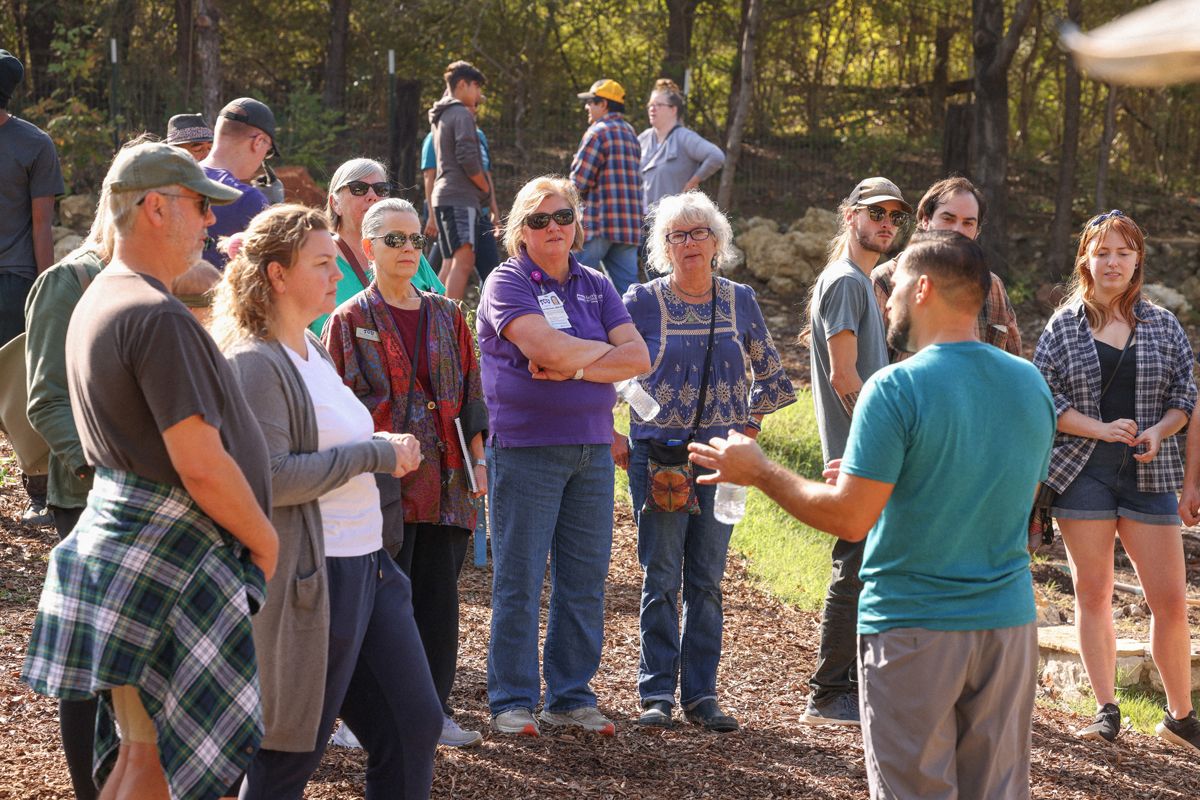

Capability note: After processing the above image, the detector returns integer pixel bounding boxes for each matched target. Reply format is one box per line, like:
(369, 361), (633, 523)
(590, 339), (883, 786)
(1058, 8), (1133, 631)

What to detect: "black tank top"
(1095, 340), (1136, 422)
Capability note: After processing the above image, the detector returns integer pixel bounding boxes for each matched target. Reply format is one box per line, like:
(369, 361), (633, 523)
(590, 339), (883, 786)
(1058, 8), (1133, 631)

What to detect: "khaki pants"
(859, 622), (1037, 800)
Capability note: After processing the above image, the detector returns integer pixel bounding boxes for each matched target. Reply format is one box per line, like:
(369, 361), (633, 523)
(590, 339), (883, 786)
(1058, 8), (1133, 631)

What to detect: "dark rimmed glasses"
(138, 191), (211, 216)
(664, 227), (713, 245)
(374, 231), (428, 250)
(343, 180), (393, 198)
(525, 209), (576, 229)
(858, 205), (910, 227)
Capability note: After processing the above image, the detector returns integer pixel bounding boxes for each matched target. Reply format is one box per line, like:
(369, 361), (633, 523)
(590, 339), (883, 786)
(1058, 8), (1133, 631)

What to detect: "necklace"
(670, 278), (712, 300)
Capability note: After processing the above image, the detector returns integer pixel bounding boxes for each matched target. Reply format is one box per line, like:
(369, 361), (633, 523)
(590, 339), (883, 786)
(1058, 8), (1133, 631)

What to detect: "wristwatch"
(473, 458), (487, 468)
(572, 367), (585, 380)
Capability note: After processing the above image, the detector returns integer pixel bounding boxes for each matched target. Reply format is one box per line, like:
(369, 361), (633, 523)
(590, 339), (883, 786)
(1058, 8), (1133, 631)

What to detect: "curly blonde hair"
(211, 203), (330, 350)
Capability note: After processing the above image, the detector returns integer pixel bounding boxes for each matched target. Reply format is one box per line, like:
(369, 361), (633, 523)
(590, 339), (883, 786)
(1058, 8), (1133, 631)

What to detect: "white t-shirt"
(285, 338), (383, 557)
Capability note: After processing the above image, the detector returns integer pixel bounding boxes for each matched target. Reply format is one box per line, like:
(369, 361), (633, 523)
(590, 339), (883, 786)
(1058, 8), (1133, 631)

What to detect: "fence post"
(109, 38), (119, 151)
(387, 50), (397, 184)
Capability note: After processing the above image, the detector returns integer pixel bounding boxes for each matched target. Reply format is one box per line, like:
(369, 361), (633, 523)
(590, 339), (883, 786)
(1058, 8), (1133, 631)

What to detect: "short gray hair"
(327, 157), (387, 231)
(362, 198), (420, 242)
(645, 191), (735, 274)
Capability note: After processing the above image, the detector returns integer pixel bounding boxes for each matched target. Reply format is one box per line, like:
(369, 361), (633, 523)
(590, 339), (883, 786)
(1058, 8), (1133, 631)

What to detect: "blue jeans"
(628, 439), (734, 709)
(579, 237), (639, 297)
(486, 443), (615, 715)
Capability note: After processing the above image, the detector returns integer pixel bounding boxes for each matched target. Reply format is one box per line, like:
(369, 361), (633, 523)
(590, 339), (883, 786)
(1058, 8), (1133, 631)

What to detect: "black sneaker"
(637, 700), (674, 729)
(1156, 708), (1200, 754)
(1077, 702), (1121, 742)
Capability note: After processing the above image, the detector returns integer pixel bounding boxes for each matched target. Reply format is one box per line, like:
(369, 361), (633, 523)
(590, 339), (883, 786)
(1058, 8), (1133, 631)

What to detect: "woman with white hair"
(616, 190), (795, 732)
(311, 157), (443, 335)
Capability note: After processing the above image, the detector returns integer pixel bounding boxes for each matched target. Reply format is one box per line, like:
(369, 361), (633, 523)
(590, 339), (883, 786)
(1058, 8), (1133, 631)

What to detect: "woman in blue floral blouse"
(616, 191), (796, 732)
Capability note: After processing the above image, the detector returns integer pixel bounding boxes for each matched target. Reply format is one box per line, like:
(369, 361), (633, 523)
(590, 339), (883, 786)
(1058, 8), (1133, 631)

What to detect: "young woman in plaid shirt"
(1034, 210), (1200, 752)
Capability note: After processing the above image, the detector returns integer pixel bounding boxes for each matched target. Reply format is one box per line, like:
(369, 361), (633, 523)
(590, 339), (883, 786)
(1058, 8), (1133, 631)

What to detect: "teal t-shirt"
(309, 252), (445, 336)
(841, 341), (1055, 635)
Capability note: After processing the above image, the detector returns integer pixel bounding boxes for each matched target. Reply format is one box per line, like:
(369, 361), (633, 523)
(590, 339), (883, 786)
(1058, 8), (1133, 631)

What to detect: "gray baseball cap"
(104, 142), (243, 204)
(846, 177), (912, 213)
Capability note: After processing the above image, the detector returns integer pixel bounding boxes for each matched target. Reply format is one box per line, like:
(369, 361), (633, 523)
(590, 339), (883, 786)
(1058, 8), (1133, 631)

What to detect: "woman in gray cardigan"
(212, 204), (441, 799)
(639, 78), (725, 209)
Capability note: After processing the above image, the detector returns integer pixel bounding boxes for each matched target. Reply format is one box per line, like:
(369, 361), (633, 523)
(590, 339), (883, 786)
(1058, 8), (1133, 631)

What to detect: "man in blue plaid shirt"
(570, 78), (643, 296)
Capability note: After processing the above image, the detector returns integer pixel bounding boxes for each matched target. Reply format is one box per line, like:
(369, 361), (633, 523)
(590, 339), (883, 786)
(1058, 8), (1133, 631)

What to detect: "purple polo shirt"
(201, 166), (267, 268)
(477, 250), (632, 447)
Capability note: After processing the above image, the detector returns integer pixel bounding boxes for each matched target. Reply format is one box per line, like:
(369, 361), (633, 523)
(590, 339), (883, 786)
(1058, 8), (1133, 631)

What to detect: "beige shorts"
(110, 685), (157, 744)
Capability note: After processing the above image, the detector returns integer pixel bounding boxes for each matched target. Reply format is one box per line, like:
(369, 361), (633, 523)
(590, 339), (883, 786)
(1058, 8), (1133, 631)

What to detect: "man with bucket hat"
(570, 78), (643, 296)
(165, 112), (214, 161)
(200, 97), (278, 268)
(21, 141), (278, 800)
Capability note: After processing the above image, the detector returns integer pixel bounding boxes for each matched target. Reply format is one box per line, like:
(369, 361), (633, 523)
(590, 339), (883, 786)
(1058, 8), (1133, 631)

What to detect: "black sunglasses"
(343, 180), (392, 198)
(859, 205), (910, 227)
(375, 231), (428, 250)
(525, 209), (576, 229)
(139, 191), (211, 216)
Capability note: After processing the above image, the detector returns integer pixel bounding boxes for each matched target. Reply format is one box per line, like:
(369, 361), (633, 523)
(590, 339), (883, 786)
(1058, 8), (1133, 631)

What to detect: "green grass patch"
(614, 392), (835, 611)
(1055, 684), (1199, 737)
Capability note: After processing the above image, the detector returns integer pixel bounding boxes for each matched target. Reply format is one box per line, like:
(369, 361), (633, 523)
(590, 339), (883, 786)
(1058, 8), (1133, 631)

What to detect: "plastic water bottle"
(616, 378), (661, 421)
(713, 483), (748, 525)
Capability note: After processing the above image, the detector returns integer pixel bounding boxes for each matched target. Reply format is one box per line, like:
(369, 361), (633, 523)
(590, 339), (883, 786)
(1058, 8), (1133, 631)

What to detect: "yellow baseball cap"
(577, 79), (625, 105)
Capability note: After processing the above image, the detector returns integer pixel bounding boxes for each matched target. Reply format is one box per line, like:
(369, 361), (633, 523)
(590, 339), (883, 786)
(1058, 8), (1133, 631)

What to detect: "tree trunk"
(322, 0), (351, 121)
(662, 0), (700, 85)
(1048, 0), (1082, 280)
(942, 102), (973, 177)
(1096, 85), (1118, 212)
(391, 79), (422, 195)
(175, 0), (194, 107)
(717, 0), (761, 211)
(195, 0), (221, 122)
(724, 0), (750, 130)
(971, 0), (1036, 277)
(930, 21), (953, 130)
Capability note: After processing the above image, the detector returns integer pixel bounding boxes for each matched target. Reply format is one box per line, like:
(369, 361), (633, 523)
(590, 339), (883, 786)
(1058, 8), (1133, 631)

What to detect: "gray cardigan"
(638, 125), (726, 207)
(225, 333), (397, 752)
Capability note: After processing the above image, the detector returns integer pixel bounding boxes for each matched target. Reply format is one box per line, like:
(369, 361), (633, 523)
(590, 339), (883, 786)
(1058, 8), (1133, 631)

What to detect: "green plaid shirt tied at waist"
(22, 467), (267, 800)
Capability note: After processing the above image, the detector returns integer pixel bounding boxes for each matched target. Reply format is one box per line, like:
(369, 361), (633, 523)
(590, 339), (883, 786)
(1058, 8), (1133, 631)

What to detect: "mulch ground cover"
(3, 436), (1200, 798)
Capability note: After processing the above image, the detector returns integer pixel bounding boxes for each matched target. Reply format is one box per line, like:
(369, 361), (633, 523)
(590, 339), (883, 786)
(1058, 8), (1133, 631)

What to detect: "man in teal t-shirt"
(691, 231), (1055, 800)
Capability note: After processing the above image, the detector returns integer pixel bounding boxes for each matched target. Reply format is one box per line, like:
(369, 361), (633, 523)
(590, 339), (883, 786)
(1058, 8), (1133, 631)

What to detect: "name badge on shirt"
(538, 292), (573, 330)
(355, 327), (381, 342)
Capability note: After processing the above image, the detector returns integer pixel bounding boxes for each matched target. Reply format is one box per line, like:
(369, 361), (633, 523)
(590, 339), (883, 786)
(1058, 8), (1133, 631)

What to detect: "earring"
(710, 255), (718, 270)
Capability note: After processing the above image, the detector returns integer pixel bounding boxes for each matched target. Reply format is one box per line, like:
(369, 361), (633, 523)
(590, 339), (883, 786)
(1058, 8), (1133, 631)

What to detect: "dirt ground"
(3, 436), (1200, 799)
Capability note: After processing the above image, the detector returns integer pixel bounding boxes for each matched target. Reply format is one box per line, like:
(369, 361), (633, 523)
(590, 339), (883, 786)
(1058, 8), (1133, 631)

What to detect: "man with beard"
(692, 231), (1054, 799)
(871, 176), (1021, 360)
(800, 176), (909, 726)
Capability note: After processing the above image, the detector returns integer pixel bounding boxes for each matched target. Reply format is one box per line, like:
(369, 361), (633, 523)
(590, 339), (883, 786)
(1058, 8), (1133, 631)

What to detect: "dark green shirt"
(25, 249), (104, 508)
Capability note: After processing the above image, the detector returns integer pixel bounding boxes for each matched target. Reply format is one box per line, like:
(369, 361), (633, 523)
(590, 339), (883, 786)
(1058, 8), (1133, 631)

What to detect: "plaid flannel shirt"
(871, 259), (1023, 360)
(1033, 299), (1197, 493)
(570, 113), (643, 245)
(23, 469), (266, 799)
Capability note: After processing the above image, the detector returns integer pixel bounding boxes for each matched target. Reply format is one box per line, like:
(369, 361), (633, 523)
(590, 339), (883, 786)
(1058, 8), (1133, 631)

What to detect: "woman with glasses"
(323, 197), (489, 748)
(639, 79), (724, 209)
(1034, 210), (1200, 752)
(215, 204), (440, 798)
(617, 191), (794, 732)
(312, 158), (444, 336)
(477, 175), (649, 737)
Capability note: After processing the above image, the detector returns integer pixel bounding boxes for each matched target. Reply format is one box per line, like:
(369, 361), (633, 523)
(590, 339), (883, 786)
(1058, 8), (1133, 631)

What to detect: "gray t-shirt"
(65, 265), (271, 512)
(808, 257), (889, 462)
(0, 116), (65, 278)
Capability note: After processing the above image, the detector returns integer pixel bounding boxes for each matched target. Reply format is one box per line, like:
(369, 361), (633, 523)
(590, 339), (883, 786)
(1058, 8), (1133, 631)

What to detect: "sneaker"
(329, 721), (363, 749)
(20, 503), (52, 527)
(439, 715), (482, 747)
(800, 693), (860, 727)
(637, 700), (674, 729)
(1077, 702), (1121, 742)
(1156, 708), (1200, 754)
(492, 707), (540, 737)
(538, 706), (616, 736)
(684, 698), (739, 733)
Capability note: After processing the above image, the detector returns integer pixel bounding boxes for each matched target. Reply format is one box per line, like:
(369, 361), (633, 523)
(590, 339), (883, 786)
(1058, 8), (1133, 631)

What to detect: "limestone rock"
(734, 209), (833, 289)
(1143, 281), (1192, 317)
(58, 194), (96, 233)
(51, 225), (75, 243)
(54, 234), (84, 262)
(787, 207), (838, 239)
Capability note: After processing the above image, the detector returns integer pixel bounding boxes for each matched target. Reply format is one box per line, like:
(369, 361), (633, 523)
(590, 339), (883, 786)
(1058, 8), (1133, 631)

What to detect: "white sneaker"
(538, 706), (616, 736)
(440, 715), (482, 747)
(492, 707), (540, 736)
(329, 721), (362, 749)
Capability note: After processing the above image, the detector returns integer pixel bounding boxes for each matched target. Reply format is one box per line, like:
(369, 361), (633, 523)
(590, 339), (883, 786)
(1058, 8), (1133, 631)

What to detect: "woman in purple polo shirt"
(477, 175), (650, 737)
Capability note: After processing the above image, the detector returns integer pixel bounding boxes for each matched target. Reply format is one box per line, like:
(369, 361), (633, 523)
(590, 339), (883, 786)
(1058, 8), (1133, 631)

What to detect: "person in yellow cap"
(569, 79), (643, 297)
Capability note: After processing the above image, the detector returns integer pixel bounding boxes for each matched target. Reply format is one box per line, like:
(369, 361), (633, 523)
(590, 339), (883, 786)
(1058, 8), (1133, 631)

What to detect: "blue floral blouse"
(623, 276), (796, 442)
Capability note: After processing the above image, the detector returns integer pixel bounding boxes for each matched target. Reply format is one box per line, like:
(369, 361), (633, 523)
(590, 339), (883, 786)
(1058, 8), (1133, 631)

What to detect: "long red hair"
(1061, 211), (1146, 329)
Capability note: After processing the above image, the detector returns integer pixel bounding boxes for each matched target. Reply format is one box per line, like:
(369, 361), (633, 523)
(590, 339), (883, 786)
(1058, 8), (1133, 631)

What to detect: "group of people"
(3, 45), (1199, 800)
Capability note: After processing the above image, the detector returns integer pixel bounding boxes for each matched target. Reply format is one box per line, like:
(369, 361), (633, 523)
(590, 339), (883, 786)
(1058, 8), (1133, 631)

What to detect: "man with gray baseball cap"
(801, 175), (911, 727)
(200, 96), (277, 268)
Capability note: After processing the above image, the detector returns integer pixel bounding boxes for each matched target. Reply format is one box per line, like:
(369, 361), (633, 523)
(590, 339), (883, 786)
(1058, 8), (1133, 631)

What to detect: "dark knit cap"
(0, 50), (24, 108)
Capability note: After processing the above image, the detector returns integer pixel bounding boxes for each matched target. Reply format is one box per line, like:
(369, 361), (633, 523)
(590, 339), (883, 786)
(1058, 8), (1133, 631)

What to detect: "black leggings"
(51, 505), (98, 800)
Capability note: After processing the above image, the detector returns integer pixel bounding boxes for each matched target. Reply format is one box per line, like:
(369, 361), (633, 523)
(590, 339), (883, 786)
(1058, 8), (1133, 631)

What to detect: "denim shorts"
(1052, 441), (1180, 526)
